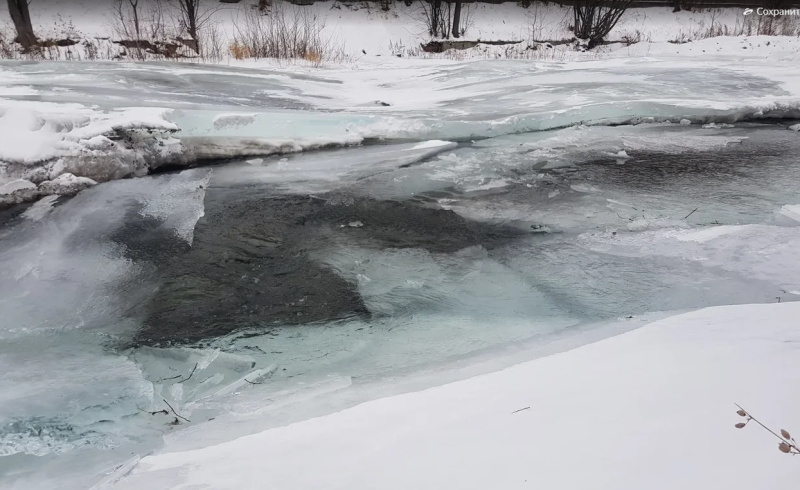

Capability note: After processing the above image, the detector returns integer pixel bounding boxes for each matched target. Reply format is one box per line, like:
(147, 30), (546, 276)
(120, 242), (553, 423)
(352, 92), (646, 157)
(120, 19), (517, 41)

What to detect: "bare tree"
(144, 0), (170, 42)
(6, 0), (37, 50)
(113, 0), (142, 40)
(572, 0), (632, 49)
(422, 0), (444, 38)
(420, 1), (470, 40)
(110, 0), (148, 58)
(130, 0), (142, 40)
(174, 0), (218, 53)
(451, 1), (462, 39)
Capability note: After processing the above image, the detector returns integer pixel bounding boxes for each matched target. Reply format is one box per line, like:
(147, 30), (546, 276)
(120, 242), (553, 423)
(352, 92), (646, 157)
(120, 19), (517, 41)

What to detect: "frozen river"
(1, 58), (800, 489)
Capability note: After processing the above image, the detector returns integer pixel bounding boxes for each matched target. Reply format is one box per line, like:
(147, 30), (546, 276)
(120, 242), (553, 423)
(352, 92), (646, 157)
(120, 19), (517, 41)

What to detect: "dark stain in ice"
(113, 188), (523, 346)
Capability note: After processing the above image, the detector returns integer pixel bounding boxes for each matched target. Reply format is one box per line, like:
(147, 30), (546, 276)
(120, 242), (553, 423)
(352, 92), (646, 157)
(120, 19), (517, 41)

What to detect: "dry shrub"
(0, 30), (14, 59)
(573, 0), (633, 48)
(303, 50), (322, 64)
(229, 41), (251, 60)
(200, 20), (225, 62)
(231, 2), (346, 64)
(735, 404), (800, 455)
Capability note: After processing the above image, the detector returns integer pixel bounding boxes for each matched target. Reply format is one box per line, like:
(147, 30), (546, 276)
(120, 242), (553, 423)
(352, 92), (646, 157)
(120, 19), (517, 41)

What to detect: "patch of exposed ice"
(21, 195), (60, 222)
(672, 225), (751, 243)
(778, 204), (800, 223)
(407, 140), (456, 151)
(622, 134), (746, 153)
(571, 183), (600, 193)
(138, 169), (212, 245)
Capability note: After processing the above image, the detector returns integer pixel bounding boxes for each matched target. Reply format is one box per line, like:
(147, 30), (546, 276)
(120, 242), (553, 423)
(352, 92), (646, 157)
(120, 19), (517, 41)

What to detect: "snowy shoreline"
(2, 2), (800, 206)
(109, 301), (800, 490)
(3, 35), (800, 207)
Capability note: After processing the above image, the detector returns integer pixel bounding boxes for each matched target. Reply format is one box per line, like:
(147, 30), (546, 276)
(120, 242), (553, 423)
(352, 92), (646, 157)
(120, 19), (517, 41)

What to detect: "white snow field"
(110, 302), (800, 490)
(2, 4), (800, 490)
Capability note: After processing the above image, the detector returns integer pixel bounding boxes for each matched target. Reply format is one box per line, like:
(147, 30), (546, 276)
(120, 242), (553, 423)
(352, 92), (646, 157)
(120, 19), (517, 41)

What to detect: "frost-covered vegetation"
(1, 0), (799, 63)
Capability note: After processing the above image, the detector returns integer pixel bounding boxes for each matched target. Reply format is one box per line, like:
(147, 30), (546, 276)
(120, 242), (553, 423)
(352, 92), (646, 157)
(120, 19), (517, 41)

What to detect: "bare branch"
(163, 397), (191, 423)
(683, 207), (699, 220)
(177, 363), (198, 384)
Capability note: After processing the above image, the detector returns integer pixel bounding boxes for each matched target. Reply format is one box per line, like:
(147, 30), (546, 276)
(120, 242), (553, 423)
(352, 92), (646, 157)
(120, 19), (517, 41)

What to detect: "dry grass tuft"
(229, 42), (252, 60)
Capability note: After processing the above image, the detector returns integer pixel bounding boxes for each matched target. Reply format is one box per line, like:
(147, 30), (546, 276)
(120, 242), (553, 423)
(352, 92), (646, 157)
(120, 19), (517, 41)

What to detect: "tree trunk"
(672, 0), (681, 12)
(178, 0), (200, 53)
(430, 0), (442, 37)
(451, 1), (462, 39)
(7, 0), (37, 50)
(128, 0), (141, 40)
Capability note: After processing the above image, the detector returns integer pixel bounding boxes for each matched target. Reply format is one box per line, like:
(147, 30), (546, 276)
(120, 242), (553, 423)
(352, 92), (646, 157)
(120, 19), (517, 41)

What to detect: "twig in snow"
(163, 398), (191, 423)
(244, 378), (264, 385)
(734, 403), (799, 455)
(683, 207), (699, 220)
(511, 407), (531, 414)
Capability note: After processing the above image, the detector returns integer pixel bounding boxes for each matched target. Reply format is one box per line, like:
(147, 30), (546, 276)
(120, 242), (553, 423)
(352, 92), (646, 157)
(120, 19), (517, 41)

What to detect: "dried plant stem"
(735, 403), (800, 454)
(163, 398), (191, 423)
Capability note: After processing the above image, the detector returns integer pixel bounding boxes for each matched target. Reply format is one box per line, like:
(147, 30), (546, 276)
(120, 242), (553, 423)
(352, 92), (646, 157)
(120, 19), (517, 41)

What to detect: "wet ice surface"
(2, 122), (800, 488)
(2, 58), (800, 188)
(1, 59), (800, 489)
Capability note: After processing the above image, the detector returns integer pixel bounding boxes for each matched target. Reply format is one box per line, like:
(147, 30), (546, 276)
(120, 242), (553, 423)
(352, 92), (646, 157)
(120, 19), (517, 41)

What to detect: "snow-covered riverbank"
(109, 301), (800, 490)
(2, 5), (800, 489)
(2, 35), (800, 206)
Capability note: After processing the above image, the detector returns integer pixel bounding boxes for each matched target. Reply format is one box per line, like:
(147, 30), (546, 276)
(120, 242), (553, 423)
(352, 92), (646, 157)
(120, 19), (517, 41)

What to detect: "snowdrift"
(111, 302), (800, 490)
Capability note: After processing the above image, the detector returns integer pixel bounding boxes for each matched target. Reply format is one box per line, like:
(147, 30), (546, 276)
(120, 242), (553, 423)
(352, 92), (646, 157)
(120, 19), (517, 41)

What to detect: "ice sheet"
(2, 57), (800, 203)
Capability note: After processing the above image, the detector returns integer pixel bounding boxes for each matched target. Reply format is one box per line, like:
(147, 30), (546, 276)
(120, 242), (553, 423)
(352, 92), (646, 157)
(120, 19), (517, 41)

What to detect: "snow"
(2, 4), (800, 488)
(38, 172), (96, 195)
(3, 1), (797, 60)
(0, 178), (35, 195)
(113, 301), (800, 490)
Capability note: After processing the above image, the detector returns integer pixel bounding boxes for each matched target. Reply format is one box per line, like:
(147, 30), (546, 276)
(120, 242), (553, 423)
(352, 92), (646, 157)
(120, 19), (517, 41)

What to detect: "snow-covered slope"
(2, 1), (798, 58)
(111, 302), (800, 490)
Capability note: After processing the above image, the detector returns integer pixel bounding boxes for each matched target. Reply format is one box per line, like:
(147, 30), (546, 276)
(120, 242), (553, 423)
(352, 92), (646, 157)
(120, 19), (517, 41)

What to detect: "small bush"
(229, 41), (251, 60)
(620, 29), (645, 46)
(231, 2), (345, 64)
(303, 50), (322, 64)
(573, 0), (633, 49)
